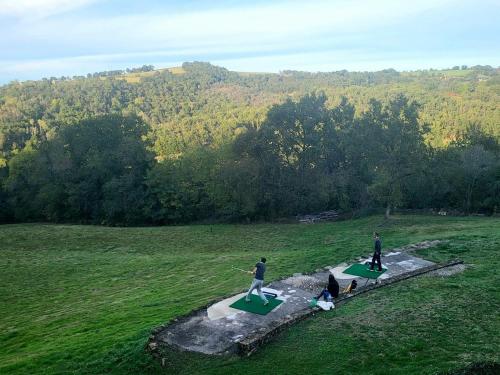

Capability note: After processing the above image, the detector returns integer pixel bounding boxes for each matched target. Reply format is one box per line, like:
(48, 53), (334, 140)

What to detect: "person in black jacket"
(369, 232), (383, 272)
(316, 274), (340, 301)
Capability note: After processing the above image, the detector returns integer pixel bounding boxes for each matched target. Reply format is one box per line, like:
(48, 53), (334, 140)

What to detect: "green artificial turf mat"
(343, 263), (387, 279)
(230, 294), (283, 315)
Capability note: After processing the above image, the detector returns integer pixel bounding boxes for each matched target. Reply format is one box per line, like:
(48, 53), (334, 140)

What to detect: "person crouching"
(316, 274), (339, 301)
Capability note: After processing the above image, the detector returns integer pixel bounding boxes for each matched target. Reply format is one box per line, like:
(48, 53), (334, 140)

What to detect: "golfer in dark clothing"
(316, 274), (339, 301)
(245, 257), (268, 305)
(369, 232), (383, 272)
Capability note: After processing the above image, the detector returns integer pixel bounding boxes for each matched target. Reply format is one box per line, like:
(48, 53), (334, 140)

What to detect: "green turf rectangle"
(230, 294), (283, 315)
(343, 263), (387, 279)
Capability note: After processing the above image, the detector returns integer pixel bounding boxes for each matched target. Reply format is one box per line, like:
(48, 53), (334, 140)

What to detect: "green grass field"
(1, 215), (499, 374)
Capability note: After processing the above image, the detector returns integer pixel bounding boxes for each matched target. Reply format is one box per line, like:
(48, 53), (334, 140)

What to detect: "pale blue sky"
(0, 0), (499, 83)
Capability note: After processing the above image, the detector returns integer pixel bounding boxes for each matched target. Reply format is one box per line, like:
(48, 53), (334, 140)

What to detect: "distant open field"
(1, 215), (499, 374)
(116, 66), (186, 83)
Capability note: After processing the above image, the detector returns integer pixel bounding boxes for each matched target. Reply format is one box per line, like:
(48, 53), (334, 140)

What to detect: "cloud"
(0, 0), (99, 19)
(1, 0), (498, 82)
(10, 0), (455, 52)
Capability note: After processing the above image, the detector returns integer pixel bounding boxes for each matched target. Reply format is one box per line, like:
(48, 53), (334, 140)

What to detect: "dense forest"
(0, 62), (499, 225)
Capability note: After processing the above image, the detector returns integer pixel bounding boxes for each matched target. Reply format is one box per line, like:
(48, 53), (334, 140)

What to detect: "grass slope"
(0, 215), (499, 374)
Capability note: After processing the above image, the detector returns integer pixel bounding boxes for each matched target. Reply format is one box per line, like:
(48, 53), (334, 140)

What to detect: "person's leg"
(316, 289), (325, 300)
(255, 280), (268, 304)
(246, 279), (258, 301)
(377, 254), (382, 271)
(369, 254), (376, 270)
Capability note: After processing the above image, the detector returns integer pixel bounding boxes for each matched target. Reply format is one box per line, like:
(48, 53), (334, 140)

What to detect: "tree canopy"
(0, 63), (498, 224)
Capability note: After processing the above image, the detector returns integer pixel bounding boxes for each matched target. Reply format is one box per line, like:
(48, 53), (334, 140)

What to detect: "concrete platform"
(154, 282), (316, 355)
(149, 241), (443, 356)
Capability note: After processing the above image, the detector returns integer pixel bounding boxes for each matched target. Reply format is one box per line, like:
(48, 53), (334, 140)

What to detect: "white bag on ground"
(316, 301), (335, 310)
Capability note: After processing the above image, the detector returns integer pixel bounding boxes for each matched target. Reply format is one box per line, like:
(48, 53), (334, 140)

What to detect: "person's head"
(374, 232), (379, 239)
(329, 274), (336, 283)
(260, 257), (267, 263)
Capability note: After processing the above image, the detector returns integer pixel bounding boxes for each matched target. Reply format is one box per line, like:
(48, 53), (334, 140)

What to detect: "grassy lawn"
(0, 215), (499, 374)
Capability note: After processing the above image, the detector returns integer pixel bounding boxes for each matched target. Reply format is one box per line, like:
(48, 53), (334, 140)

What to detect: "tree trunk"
(465, 177), (477, 214)
(385, 203), (391, 219)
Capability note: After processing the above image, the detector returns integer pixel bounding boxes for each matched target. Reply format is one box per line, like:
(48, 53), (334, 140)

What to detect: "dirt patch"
(281, 275), (324, 292)
(395, 240), (443, 252)
(426, 263), (467, 277)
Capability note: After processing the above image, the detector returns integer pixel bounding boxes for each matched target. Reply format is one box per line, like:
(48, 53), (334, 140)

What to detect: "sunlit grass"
(0, 215), (498, 374)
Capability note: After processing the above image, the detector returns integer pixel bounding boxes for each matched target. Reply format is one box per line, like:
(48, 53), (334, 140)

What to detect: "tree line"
(0, 90), (498, 225)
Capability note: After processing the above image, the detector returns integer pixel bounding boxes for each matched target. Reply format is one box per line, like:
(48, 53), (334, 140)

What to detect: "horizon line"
(1, 61), (498, 86)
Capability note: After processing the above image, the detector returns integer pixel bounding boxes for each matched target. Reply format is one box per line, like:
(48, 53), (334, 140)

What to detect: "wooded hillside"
(0, 63), (498, 224)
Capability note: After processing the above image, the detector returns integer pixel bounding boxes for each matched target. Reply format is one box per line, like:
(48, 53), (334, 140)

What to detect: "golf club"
(232, 265), (251, 274)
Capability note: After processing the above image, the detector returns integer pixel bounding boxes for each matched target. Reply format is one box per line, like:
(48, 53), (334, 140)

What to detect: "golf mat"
(230, 294), (283, 315)
(343, 263), (387, 279)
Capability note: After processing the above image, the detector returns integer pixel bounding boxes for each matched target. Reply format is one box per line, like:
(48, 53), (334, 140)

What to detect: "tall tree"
(364, 95), (429, 218)
(4, 115), (151, 224)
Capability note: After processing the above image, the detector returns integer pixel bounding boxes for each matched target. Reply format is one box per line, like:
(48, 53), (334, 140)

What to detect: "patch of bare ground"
(426, 263), (467, 277)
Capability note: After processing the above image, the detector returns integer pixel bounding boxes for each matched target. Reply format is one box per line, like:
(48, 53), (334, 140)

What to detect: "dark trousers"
(370, 253), (382, 271)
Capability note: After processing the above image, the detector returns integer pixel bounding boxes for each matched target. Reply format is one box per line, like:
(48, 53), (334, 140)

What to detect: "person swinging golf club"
(245, 257), (269, 305)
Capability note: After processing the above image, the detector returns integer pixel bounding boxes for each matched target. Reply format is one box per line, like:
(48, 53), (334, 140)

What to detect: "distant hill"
(1, 62), (498, 165)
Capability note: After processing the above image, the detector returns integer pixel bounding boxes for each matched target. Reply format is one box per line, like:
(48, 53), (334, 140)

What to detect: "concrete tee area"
(149, 240), (452, 357)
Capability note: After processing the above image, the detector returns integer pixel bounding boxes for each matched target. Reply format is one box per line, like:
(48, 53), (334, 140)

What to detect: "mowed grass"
(0, 215), (499, 374)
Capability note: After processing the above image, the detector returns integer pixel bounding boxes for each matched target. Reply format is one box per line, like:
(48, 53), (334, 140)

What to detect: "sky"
(0, 0), (499, 83)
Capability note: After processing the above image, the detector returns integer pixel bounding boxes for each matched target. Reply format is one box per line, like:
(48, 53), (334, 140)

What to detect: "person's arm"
(249, 267), (256, 275)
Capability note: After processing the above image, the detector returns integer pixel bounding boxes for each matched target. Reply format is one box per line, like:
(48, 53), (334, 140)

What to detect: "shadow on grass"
(441, 362), (500, 375)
